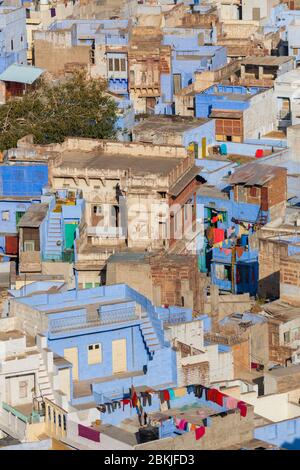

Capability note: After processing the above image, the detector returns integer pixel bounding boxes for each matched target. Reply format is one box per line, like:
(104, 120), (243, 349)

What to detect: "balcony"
(48, 303), (138, 335)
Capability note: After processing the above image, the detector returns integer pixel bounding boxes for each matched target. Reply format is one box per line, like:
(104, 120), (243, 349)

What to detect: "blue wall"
(48, 323), (149, 382)
(255, 418), (300, 450)
(0, 165), (48, 197)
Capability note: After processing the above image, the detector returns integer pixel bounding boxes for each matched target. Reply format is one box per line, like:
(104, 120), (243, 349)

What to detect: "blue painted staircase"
(44, 212), (63, 260)
(139, 309), (167, 360)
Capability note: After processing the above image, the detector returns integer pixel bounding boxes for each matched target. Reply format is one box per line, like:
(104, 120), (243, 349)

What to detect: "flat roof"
(58, 150), (182, 176)
(263, 300), (300, 322)
(276, 69), (300, 84)
(133, 116), (210, 135)
(197, 184), (230, 200)
(18, 203), (48, 228)
(265, 364), (300, 377)
(0, 64), (44, 85)
(242, 56), (294, 67)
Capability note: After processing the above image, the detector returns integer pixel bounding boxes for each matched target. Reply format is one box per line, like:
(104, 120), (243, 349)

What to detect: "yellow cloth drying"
(174, 387), (187, 398)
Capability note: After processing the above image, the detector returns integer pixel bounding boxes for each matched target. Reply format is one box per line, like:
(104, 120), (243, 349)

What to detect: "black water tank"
(138, 426), (159, 443)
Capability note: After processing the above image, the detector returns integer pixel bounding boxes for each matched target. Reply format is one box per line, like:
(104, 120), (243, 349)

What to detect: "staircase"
(36, 354), (55, 405)
(139, 310), (162, 359)
(255, 207), (268, 226)
(44, 212), (63, 260)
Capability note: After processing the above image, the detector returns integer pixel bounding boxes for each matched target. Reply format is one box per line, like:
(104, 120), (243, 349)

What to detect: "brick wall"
(258, 238), (288, 299)
(232, 339), (250, 377)
(268, 321), (293, 365)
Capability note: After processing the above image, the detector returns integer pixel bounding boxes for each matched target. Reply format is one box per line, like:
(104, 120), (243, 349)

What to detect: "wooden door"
(112, 339), (127, 374)
(64, 347), (79, 381)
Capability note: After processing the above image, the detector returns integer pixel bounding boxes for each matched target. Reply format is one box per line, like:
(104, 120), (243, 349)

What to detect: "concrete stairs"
(139, 311), (161, 359)
(36, 354), (55, 404)
(44, 212), (63, 260)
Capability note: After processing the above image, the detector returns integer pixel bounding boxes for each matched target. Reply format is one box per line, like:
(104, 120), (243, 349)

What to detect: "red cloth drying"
(163, 389), (170, 401)
(131, 385), (138, 407)
(213, 228), (225, 244)
(195, 426), (206, 441)
(122, 399), (132, 410)
(255, 149), (264, 158)
(237, 401), (247, 417)
(207, 388), (224, 406)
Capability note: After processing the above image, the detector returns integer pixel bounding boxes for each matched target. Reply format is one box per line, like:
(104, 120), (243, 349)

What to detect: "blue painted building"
(195, 84), (266, 120)
(49, 19), (129, 96)
(0, 164), (48, 256)
(13, 284), (193, 412)
(196, 162), (287, 296)
(18, 189), (85, 263)
(155, 31), (227, 115)
(255, 418), (300, 450)
(0, 5), (27, 74)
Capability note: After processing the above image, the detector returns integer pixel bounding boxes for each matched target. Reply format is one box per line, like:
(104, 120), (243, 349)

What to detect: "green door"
(64, 223), (77, 250)
(16, 211), (25, 227)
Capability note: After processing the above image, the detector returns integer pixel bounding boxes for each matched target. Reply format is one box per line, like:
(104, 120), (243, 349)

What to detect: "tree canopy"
(0, 72), (118, 151)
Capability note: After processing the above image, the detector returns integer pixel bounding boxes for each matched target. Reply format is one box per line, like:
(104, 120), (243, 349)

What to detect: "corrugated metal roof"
(210, 109), (243, 119)
(228, 162), (286, 186)
(18, 204), (48, 228)
(0, 64), (44, 85)
(169, 166), (201, 197)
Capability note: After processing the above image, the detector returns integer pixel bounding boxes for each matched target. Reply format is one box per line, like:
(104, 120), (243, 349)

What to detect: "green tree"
(0, 72), (118, 150)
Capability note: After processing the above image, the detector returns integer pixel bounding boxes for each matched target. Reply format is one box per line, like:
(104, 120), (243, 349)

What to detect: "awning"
(0, 64), (44, 85)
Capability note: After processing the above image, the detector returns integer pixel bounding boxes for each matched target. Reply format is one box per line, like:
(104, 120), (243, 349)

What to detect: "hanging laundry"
(163, 390), (170, 401)
(225, 396), (238, 410)
(213, 228), (225, 244)
(218, 213), (224, 222)
(236, 246), (245, 258)
(221, 248), (231, 256)
(121, 399), (132, 410)
(227, 226), (235, 238)
(178, 419), (188, 430)
(238, 225), (249, 237)
(168, 389), (175, 400)
(211, 215), (219, 224)
(174, 387), (187, 398)
(237, 401), (247, 417)
(195, 426), (206, 441)
(131, 386), (138, 407)
(206, 226), (215, 246)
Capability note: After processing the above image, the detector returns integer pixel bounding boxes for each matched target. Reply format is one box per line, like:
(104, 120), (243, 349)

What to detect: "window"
(173, 74), (182, 95)
(2, 211), (10, 221)
(63, 415), (67, 431)
(120, 58), (126, 71)
(48, 406), (51, 420)
(21, 35), (23, 42)
(108, 58), (114, 71)
(114, 58), (120, 71)
(93, 205), (102, 215)
(293, 48), (299, 55)
(24, 240), (35, 252)
(250, 187), (258, 197)
(284, 331), (291, 344)
(19, 380), (28, 399)
(58, 414), (62, 428)
(87, 343), (102, 364)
